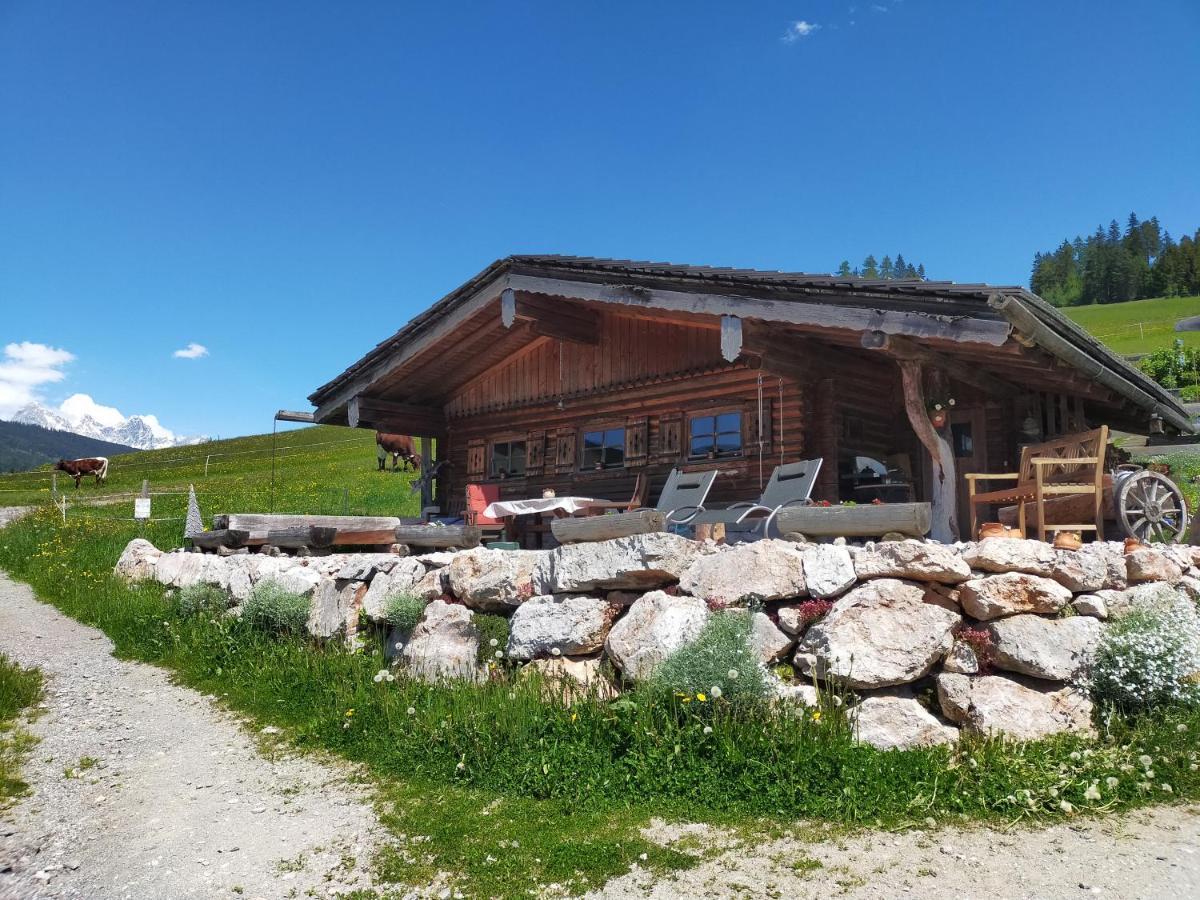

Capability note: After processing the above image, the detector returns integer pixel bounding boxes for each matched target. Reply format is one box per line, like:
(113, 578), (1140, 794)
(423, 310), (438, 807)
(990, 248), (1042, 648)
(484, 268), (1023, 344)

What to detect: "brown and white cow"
(54, 456), (110, 488)
(376, 433), (421, 472)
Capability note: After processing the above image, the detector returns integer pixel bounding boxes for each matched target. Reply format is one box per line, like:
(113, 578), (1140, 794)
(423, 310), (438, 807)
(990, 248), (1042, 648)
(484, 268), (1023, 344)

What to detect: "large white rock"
(153, 550), (213, 589)
(1072, 594), (1109, 619)
(801, 545), (856, 598)
(448, 547), (541, 611)
(942, 641), (980, 675)
(961, 538), (1057, 577)
(1102, 581), (1185, 617)
(270, 565), (324, 598)
(537, 533), (700, 594)
(852, 540), (971, 585)
(400, 599), (481, 683)
(1078, 541), (1129, 590)
(935, 673), (972, 723)
(947, 674), (1095, 740)
(724, 608), (795, 664)
(678, 540), (806, 604)
(360, 558), (427, 623)
(795, 579), (960, 689)
(519, 657), (618, 703)
(414, 566), (450, 602)
(851, 689), (959, 750)
(1126, 547), (1183, 584)
(959, 572), (1072, 621)
(307, 578), (366, 639)
(604, 591), (709, 681)
(986, 614), (1103, 681)
(506, 595), (620, 660)
(1049, 550), (1107, 592)
(115, 538), (162, 581)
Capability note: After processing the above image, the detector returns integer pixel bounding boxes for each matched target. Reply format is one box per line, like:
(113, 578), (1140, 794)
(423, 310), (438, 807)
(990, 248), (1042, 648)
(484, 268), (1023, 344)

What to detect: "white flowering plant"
(383, 592), (427, 632)
(1091, 591), (1200, 714)
(646, 610), (767, 704)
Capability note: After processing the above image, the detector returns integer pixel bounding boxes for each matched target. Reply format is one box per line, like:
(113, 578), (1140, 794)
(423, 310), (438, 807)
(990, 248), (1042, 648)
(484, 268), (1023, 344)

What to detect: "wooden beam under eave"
(352, 396), (447, 438)
(504, 290), (601, 345)
(860, 330), (1022, 399)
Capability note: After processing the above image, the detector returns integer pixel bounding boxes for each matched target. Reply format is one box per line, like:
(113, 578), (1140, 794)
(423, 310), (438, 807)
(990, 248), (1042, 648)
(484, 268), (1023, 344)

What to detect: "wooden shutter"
(657, 412), (683, 463)
(466, 439), (486, 479)
(744, 399), (772, 456)
(624, 416), (648, 468)
(555, 430), (577, 474)
(525, 430), (545, 476)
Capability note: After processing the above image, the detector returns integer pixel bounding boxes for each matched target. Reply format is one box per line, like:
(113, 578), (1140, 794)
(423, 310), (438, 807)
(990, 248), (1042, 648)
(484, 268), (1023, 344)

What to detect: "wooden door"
(948, 407), (987, 539)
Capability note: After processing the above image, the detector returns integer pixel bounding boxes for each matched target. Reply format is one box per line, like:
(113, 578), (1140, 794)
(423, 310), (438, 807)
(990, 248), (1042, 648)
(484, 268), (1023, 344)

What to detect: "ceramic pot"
(979, 522), (1008, 540)
(1053, 531), (1082, 551)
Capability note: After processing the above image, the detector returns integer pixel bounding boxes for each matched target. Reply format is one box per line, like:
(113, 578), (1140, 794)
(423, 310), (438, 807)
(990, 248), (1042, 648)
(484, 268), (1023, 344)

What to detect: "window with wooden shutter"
(745, 398), (773, 456)
(658, 413), (683, 463)
(526, 430), (545, 476)
(624, 416), (648, 467)
(555, 430), (577, 474)
(466, 439), (486, 479)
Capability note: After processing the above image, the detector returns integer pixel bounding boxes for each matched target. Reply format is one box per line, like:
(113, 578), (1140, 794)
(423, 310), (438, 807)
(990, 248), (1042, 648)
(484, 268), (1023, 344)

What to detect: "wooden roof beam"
(348, 396), (447, 437)
(860, 330), (1022, 398)
(503, 288), (600, 345)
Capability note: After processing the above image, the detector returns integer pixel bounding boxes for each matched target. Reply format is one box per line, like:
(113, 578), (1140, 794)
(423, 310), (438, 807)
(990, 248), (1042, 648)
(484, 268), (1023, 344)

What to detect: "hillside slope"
(1062, 295), (1200, 356)
(0, 420), (134, 474)
(0, 425), (423, 524)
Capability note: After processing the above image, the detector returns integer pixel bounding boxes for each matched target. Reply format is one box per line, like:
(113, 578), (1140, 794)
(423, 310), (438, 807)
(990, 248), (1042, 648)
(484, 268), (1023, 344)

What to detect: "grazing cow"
(375, 433), (421, 472)
(55, 456), (109, 488)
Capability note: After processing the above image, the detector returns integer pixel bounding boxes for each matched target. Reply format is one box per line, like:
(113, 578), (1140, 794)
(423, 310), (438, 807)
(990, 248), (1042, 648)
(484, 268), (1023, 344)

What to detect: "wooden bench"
(965, 426), (1108, 542)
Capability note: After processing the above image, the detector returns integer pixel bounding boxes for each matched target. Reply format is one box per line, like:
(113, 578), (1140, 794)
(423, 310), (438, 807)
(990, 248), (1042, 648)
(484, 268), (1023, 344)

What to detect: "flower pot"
(1124, 537), (1146, 554)
(929, 410), (947, 429)
(1053, 531), (1082, 551)
(979, 522), (1008, 540)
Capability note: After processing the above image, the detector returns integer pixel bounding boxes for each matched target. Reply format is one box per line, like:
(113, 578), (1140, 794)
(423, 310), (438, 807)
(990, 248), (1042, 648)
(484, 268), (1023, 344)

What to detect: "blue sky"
(2, 0), (1198, 439)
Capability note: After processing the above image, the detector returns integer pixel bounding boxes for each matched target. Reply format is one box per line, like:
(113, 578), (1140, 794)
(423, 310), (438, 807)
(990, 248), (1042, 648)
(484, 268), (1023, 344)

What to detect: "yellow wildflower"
(696, 693), (707, 702)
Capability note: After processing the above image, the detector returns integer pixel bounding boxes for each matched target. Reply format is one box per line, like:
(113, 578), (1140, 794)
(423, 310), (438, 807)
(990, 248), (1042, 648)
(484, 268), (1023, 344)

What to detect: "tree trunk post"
(898, 359), (958, 543)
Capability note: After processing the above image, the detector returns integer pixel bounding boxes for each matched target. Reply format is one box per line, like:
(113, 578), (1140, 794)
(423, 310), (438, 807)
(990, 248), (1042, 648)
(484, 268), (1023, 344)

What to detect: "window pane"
(509, 442), (526, 475)
(690, 436), (713, 456)
(604, 446), (625, 467)
(690, 416), (714, 437)
(490, 443), (507, 477)
(951, 423), (973, 458)
(716, 432), (741, 454)
(583, 431), (603, 450)
(605, 428), (624, 449)
(716, 412), (740, 433)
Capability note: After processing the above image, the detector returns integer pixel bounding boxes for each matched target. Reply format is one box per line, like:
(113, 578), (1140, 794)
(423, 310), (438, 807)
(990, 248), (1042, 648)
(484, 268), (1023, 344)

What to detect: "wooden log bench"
(189, 529), (250, 551)
(550, 509), (666, 544)
(394, 524), (482, 549)
(212, 514), (402, 546)
(775, 502), (931, 538)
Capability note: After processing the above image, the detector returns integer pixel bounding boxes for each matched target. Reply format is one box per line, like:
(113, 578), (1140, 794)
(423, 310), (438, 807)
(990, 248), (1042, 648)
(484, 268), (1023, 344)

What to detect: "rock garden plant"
(241, 579), (310, 635)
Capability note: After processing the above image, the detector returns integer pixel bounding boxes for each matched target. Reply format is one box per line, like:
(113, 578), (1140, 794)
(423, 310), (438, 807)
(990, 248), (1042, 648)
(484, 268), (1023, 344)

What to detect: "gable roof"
(309, 254), (1191, 433)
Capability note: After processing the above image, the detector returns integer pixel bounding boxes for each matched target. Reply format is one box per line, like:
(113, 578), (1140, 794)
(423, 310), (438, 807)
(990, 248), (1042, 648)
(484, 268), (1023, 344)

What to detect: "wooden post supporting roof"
(898, 360), (957, 542)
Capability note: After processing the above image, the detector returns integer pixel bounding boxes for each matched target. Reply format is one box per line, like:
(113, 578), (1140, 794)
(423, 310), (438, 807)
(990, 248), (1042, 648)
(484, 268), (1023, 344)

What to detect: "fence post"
(342, 487), (349, 516)
(204, 455), (211, 477)
(51, 472), (57, 500)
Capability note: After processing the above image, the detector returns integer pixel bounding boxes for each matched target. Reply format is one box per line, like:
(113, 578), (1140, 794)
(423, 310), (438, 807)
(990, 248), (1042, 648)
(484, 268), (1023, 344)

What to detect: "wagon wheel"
(1114, 470), (1189, 543)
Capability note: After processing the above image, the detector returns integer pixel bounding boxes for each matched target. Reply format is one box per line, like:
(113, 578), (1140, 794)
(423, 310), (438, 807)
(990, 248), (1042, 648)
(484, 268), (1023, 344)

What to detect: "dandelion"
(727, 669), (739, 680)
(494, 650), (503, 659)
(1177, 723), (1188, 733)
(696, 693), (707, 702)
(344, 708), (355, 717)
(1139, 754), (1153, 769)
(407, 706), (416, 716)
(1105, 777), (1120, 790)
(968, 758), (978, 769)
(710, 685), (723, 699)
(811, 710), (822, 722)
(703, 726), (713, 735)
(1161, 783), (1174, 794)
(394, 641), (404, 651)
(1060, 799), (1074, 813)
(456, 761), (466, 772)
(507, 692), (516, 701)
(373, 673), (384, 683)
(489, 638), (498, 647)
(1084, 783), (1102, 802)
(385, 673), (395, 683)
(1069, 751), (1081, 762)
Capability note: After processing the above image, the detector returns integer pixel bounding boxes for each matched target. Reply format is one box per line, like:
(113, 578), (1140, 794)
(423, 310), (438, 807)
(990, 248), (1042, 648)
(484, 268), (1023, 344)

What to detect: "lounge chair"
(644, 468), (719, 526)
(689, 458), (823, 540)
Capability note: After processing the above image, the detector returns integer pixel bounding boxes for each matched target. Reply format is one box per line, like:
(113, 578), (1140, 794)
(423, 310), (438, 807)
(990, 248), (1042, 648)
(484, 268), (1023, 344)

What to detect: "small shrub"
(384, 593), (427, 632)
(475, 613), (511, 665)
(175, 583), (227, 618)
(791, 600), (833, 630)
(953, 624), (996, 672)
(242, 580), (310, 635)
(647, 610), (768, 704)
(1091, 592), (1200, 714)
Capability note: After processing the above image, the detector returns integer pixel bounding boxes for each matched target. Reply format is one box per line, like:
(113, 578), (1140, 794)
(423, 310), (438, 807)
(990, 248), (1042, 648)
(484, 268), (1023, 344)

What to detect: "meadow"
(1063, 295), (1200, 357)
(1, 434), (1200, 895)
(0, 654), (42, 807)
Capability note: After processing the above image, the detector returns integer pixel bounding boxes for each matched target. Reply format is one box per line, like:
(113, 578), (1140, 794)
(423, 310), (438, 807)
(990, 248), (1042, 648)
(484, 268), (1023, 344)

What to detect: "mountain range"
(8, 401), (207, 450)
(0, 420), (137, 473)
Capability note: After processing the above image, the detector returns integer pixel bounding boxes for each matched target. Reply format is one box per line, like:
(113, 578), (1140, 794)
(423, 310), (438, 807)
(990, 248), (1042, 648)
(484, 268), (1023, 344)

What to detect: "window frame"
(488, 436), (527, 479)
(686, 409), (744, 461)
(579, 424), (626, 471)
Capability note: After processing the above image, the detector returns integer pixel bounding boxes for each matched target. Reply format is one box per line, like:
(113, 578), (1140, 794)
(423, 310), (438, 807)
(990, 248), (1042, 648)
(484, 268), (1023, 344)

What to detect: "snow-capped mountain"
(8, 399), (207, 450)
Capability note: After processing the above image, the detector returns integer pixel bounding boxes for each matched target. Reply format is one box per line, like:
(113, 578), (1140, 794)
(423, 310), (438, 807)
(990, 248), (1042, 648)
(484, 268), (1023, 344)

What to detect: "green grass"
(0, 424), (423, 519)
(1062, 295), (1200, 357)
(0, 654), (43, 806)
(2, 510), (1200, 895)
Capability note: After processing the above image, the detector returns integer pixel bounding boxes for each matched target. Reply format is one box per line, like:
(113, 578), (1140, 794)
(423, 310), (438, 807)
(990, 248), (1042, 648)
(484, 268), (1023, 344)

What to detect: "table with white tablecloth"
(482, 496), (599, 520)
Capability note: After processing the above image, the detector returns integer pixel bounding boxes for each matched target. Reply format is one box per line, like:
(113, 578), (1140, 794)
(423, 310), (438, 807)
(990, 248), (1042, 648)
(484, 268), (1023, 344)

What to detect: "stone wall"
(114, 534), (1200, 750)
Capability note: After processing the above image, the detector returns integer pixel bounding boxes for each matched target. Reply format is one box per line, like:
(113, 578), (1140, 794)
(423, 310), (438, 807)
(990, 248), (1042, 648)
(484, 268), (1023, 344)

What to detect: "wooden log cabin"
(309, 256), (1191, 542)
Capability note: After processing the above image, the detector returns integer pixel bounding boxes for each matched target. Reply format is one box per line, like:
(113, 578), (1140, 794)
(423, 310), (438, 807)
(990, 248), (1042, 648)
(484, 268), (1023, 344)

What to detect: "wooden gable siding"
(447, 311), (725, 418)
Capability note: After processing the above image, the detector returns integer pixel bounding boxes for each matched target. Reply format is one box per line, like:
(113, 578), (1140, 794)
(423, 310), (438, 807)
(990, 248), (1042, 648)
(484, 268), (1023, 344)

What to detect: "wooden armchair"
(966, 426), (1108, 542)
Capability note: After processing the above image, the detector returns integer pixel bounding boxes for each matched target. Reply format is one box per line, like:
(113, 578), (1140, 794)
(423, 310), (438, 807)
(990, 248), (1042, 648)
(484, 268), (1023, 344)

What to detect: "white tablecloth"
(483, 496), (598, 519)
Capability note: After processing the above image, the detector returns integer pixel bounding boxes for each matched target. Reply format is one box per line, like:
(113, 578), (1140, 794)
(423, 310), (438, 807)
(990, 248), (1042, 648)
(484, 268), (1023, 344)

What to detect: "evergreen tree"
(836, 260), (853, 277)
(916, 263), (926, 280)
(879, 255), (894, 279)
(861, 255), (879, 278)
(894, 253), (908, 278)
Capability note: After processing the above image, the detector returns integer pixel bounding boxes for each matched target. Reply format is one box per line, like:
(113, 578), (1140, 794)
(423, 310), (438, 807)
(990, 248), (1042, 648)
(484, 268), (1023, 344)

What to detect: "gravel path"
(0, 570), (385, 900)
(593, 804), (1200, 899)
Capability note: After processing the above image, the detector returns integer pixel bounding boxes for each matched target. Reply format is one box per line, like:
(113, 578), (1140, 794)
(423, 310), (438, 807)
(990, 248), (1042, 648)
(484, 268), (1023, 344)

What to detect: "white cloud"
(59, 393), (128, 428)
(783, 20), (820, 42)
(0, 342), (75, 417)
(173, 342), (209, 359)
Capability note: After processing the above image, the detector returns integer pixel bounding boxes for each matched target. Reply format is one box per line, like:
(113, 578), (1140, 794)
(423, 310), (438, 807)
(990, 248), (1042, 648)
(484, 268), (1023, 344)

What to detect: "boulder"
(769, 677), (820, 707)
(536, 533), (700, 594)
(1176, 575), (1200, 603)
(506, 595), (620, 660)
(270, 565), (324, 598)
(414, 566), (450, 602)
(1125, 548), (1183, 584)
(1049, 550), (1107, 592)
(959, 572), (1072, 621)
(986, 614), (1102, 681)
(677, 540), (806, 604)
(795, 579), (960, 689)
(1072, 594), (1109, 619)
(962, 538), (1057, 577)
(1104, 581), (1184, 617)
(447, 547), (541, 611)
(114, 538), (162, 581)
(400, 599), (481, 683)
(935, 673), (972, 723)
(801, 545), (856, 598)
(1078, 541), (1129, 590)
(955, 674), (1095, 740)
(942, 641), (979, 675)
(153, 550), (213, 589)
(519, 657), (618, 703)
(852, 540), (971, 585)
(724, 608), (795, 664)
(775, 603), (808, 636)
(604, 591), (709, 681)
(359, 558), (427, 622)
(414, 550), (457, 568)
(851, 689), (959, 750)
(307, 578), (365, 639)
